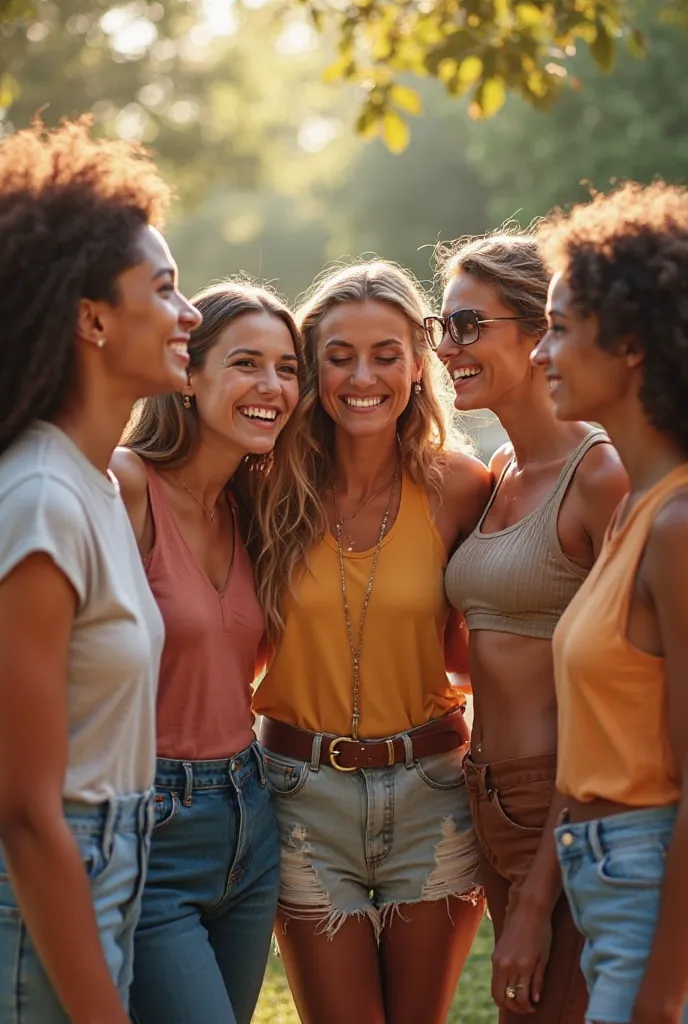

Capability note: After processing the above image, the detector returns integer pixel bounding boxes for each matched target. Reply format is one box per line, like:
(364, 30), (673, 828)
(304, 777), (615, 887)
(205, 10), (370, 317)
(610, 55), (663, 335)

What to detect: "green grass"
(253, 916), (497, 1022)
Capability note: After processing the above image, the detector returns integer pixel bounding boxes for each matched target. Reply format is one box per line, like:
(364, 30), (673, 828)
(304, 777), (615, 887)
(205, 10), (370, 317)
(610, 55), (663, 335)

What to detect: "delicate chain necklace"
(335, 468), (399, 535)
(332, 466), (399, 741)
(171, 471), (219, 522)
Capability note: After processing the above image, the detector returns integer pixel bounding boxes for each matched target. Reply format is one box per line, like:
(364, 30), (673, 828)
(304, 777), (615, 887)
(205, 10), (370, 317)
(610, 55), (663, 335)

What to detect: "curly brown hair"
(0, 116), (171, 455)
(539, 181), (688, 453)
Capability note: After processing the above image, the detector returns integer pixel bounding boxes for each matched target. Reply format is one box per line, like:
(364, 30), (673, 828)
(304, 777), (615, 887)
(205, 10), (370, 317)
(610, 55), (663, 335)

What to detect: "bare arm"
(631, 497), (688, 1023)
(109, 447), (153, 556)
(434, 450), (491, 553)
(0, 554), (129, 1023)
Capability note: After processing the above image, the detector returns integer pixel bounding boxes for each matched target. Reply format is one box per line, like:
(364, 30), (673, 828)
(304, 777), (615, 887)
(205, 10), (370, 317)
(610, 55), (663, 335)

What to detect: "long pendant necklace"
(332, 467), (399, 741)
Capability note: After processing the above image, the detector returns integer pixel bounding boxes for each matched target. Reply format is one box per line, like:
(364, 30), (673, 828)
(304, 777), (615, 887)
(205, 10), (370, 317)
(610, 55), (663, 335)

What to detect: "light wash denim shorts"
(262, 740), (481, 940)
(556, 804), (688, 1024)
(0, 790), (153, 1023)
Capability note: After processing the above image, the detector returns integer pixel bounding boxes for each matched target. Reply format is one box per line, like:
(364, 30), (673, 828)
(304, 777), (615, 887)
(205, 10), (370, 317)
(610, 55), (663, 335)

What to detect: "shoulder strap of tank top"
(546, 427), (611, 543)
(475, 455), (513, 530)
(140, 459), (176, 541)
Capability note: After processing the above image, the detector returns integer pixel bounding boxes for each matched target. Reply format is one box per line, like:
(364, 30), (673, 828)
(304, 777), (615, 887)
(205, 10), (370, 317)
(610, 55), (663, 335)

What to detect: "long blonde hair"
(123, 279), (317, 637)
(257, 259), (468, 635)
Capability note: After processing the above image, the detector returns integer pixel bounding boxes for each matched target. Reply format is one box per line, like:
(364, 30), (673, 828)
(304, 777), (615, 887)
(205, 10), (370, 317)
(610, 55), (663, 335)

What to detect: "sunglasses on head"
(423, 309), (528, 349)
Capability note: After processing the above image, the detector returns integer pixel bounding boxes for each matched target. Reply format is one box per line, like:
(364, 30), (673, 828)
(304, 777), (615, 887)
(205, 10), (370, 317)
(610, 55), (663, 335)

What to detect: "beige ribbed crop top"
(445, 429), (609, 640)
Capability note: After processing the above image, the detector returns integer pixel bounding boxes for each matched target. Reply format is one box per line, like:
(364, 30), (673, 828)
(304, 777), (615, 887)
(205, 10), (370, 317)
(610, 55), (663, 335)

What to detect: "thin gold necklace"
(334, 467), (399, 551)
(171, 470), (219, 522)
(332, 466), (399, 741)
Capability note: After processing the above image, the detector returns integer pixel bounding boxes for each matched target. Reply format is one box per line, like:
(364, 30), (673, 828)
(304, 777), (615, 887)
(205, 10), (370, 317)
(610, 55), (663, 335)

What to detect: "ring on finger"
(505, 987), (517, 1000)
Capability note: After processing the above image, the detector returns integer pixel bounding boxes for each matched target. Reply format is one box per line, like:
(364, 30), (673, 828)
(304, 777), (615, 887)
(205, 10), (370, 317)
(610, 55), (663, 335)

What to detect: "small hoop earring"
(413, 380), (422, 394)
(182, 395), (191, 410)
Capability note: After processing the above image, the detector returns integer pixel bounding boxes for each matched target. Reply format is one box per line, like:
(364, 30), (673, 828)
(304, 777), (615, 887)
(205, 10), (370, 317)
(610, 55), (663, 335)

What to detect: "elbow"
(0, 797), (55, 847)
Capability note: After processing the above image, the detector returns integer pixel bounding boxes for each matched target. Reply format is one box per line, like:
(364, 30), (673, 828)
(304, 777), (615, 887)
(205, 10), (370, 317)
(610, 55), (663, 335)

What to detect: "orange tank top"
(253, 475), (463, 738)
(553, 463), (688, 806)
(143, 463), (264, 760)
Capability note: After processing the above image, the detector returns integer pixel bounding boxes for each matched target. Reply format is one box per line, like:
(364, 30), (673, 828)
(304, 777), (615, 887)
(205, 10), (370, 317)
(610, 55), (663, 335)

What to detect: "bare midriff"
(468, 631), (557, 763)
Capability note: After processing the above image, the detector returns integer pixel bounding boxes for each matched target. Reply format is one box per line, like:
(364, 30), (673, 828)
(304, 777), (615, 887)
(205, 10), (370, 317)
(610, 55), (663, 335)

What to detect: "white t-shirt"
(0, 421), (164, 802)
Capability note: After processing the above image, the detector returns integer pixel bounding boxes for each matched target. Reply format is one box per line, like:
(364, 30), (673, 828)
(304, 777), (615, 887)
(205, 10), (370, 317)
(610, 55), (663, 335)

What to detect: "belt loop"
(102, 797), (117, 861)
(401, 732), (414, 768)
(182, 762), (194, 806)
(309, 733), (322, 773)
(253, 743), (267, 787)
(588, 819), (605, 863)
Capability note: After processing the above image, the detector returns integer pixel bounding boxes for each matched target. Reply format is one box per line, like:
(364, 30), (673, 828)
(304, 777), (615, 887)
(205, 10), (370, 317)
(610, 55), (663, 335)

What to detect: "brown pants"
(464, 752), (587, 1024)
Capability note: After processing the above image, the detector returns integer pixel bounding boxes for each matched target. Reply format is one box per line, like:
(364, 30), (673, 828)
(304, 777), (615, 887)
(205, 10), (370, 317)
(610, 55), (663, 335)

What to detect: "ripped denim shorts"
(261, 739), (481, 941)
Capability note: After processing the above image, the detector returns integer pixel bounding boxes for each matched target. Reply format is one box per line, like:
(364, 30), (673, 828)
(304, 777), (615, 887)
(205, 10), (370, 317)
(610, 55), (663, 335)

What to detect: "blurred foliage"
(1, 1), (687, 313)
(2, 0), (688, 155)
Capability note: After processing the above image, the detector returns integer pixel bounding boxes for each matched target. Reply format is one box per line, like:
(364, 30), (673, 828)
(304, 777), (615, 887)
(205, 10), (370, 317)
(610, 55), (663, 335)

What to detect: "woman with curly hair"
(535, 182), (688, 1024)
(252, 260), (490, 1024)
(110, 281), (307, 1024)
(0, 119), (199, 1024)
(434, 233), (627, 1022)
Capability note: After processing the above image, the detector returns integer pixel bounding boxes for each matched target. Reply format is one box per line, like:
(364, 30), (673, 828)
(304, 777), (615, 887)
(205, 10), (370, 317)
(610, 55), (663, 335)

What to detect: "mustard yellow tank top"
(253, 476), (464, 738)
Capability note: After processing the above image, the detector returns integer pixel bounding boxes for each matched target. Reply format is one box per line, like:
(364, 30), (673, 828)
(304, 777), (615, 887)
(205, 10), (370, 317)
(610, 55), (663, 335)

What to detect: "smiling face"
(533, 272), (637, 422)
(316, 299), (421, 439)
(96, 225), (201, 397)
(187, 310), (300, 456)
(436, 272), (539, 413)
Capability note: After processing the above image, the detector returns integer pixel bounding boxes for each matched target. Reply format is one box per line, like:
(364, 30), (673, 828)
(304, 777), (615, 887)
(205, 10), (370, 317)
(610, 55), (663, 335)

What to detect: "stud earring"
(96, 338), (105, 349)
(413, 380), (422, 394)
(182, 395), (191, 410)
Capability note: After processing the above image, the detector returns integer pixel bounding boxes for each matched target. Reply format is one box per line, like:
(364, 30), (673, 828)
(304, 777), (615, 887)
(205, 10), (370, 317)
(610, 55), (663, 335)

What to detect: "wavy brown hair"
(256, 259), (469, 633)
(123, 280), (318, 636)
(436, 228), (549, 340)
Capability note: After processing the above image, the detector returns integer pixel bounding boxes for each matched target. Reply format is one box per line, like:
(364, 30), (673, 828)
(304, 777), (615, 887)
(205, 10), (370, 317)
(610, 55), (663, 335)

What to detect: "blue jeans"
(130, 744), (280, 1024)
(556, 804), (688, 1024)
(0, 790), (153, 1023)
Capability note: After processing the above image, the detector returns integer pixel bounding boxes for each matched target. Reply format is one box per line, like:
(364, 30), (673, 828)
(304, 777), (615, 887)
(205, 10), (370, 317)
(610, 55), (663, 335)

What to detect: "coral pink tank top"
(143, 463), (264, 760)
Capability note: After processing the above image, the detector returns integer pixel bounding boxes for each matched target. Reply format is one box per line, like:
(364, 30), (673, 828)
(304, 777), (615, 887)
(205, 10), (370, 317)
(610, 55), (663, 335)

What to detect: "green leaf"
(515, 2), (544, 28)
(381, 110), (410, 153)
(627, 27), (647, 58)
(0, 73), (19, 108)
(390, 84), (422, 116)
(476, 75), (506, 117)
(590, 21), (617, 72)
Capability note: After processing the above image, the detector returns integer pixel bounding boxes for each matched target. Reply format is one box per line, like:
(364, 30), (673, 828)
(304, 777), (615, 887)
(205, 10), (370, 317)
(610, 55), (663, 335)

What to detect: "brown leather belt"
(258, 707), (469, 772)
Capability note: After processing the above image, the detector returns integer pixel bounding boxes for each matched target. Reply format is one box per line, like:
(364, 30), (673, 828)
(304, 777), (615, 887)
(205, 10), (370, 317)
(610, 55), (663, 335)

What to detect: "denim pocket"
(153, 790), (180, 830)
(262, 752), (309, 797)
(414, 748), (466, 791)
(489, 780), (552, 834)
(596, 840), (666, 889)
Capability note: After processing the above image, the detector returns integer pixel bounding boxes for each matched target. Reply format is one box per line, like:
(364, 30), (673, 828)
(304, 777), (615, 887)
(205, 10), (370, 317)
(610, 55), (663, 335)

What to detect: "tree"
(2, 0), (688, 156)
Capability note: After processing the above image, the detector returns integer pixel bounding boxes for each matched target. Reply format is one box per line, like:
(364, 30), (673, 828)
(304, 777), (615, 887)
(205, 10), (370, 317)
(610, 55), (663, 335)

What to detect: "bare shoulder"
(488, 442), (514, 480)
(435, 449), (491, 548)
(109, 447), (149, 503)
(647, 488), (688, 560)
(571, 440), (628, 556)
(441, 449), (491, 506)
(573, 441), (628, 505)
(108, 447), (150, 546)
